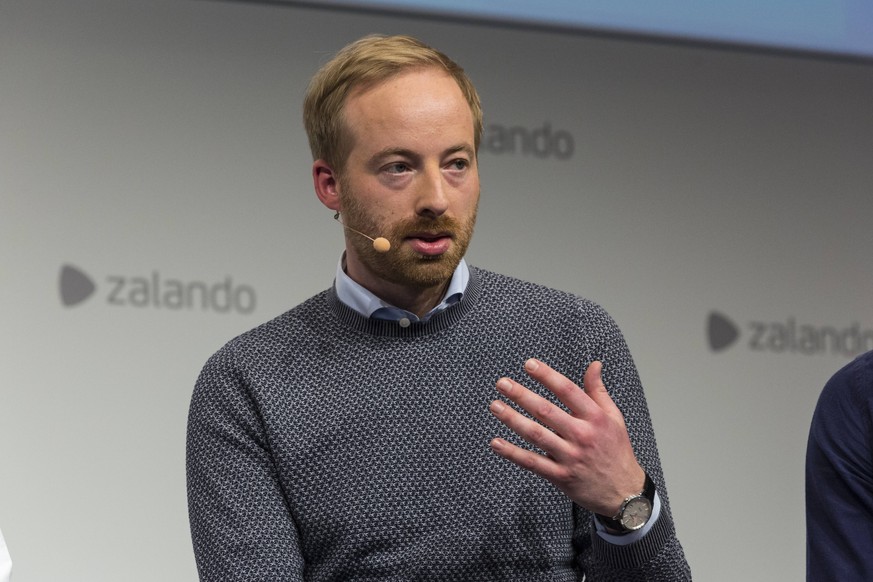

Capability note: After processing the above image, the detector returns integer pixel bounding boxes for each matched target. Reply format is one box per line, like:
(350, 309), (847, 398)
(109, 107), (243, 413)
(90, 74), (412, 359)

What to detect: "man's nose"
(415, 167), (449, 218)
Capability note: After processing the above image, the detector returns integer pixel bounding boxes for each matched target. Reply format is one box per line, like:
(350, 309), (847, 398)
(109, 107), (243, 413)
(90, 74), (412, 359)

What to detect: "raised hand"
(489, 359), (646, 517)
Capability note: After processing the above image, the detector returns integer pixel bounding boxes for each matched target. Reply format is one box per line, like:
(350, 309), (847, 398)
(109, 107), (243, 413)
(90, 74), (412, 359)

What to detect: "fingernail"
(525, 358), (539, 372)
(496, 378), (513, 394)
(490, 438), (505, 450)
(490, 400), (505, 413)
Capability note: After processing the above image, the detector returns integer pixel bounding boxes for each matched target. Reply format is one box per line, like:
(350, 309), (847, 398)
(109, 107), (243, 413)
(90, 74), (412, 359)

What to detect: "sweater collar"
(334, 256), (469, 323)
(327, 266), (483, 337)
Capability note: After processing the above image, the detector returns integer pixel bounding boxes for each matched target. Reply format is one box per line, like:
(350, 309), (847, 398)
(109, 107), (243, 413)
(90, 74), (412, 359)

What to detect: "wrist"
(595, 472), (656, 534)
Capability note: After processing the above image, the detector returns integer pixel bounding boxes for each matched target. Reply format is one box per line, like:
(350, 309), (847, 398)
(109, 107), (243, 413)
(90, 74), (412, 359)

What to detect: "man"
(187, 34), (690, 580)
(0, 526), (11, 582)
(807, 350), (873, 581)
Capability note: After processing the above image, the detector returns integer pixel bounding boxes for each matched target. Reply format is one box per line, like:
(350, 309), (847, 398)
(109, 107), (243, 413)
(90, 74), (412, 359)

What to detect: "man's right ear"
(313, 160), (341, 211)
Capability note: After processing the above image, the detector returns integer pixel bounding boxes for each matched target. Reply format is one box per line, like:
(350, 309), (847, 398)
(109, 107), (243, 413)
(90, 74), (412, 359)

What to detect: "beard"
(339, 187), (478, 290)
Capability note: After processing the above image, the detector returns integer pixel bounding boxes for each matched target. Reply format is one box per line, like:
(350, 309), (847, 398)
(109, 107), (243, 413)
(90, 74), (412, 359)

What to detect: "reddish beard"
(340, 193), (477, 289)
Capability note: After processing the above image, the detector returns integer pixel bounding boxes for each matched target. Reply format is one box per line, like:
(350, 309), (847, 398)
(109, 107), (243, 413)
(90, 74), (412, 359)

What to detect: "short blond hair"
(303, 34), (483, 172)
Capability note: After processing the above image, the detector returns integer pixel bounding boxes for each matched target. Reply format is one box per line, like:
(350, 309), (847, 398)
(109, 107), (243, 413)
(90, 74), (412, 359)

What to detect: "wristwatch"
(596, 473), (656, 533)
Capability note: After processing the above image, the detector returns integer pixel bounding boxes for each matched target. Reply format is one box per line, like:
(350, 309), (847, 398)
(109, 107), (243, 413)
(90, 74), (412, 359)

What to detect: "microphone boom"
(333, 212), (391, 253)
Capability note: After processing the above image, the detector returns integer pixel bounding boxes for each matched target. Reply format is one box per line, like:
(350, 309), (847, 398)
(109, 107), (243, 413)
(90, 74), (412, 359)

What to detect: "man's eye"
(384, 163), (409, 174)
(448, 159), (469, 170)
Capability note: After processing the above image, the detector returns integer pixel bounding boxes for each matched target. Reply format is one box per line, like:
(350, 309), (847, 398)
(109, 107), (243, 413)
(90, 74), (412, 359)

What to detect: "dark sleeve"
(806, 352), (873, 582)
(573, 301), (692, 581)
(186, 344), (305, 581)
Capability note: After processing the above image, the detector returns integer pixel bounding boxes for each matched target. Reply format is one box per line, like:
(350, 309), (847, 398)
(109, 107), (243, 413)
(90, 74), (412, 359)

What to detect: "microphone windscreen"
(373, 237), (391, 253)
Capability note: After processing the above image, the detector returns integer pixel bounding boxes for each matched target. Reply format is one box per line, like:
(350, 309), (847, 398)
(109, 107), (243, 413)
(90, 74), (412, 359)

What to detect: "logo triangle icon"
(60, 264), (96, 307)
(708, 311), (740, 352)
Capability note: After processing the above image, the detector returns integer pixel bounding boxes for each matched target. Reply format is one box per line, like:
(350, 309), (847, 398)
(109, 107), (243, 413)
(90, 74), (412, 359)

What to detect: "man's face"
(335, 67), (480, 292)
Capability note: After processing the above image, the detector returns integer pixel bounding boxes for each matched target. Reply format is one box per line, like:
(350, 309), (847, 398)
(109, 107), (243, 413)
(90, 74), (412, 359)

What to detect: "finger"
(488, 398), (573, 459)
(582, 361), (624, 420)
(495, 377), (577, 438)
(489, 436), (567, 482)
(522, 358), (592, 417)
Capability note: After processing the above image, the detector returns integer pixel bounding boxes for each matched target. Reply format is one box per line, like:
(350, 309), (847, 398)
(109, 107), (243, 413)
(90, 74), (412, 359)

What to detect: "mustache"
(391, 216), (463, 238)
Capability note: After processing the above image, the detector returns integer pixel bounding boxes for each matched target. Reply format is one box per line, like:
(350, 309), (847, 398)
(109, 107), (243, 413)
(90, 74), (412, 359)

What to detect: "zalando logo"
(708, 311), (873, 357)
(481, 122), (575, 160)
(59, 264), (256, 314)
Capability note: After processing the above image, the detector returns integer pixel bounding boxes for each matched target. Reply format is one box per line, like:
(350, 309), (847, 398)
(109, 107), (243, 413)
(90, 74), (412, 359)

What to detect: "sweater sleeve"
(806, 352), (873, 581)
(186, 343), (305, 581)
(574, 301), (692, 581)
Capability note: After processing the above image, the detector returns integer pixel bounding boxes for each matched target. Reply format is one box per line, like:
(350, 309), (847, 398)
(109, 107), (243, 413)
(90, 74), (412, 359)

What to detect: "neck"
(395, 281), (452, 319)
(341, 255), (453, 318)
(357, 273), (451, 319)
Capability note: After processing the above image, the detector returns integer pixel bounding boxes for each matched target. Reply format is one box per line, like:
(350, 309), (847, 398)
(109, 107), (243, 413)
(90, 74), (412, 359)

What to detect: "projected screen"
(313, 0), (873, 59)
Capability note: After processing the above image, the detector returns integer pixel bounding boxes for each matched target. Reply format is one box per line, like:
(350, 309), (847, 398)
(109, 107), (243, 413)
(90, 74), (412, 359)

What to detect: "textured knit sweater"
(186, 266), (691, 581)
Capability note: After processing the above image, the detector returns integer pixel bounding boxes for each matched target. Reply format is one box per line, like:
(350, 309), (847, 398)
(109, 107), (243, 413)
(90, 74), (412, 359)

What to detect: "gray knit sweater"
(186, 266), (691, 581)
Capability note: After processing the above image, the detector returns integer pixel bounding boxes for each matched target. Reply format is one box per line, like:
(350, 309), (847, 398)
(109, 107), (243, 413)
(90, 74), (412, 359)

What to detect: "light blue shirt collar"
(335, 256), (469, 323)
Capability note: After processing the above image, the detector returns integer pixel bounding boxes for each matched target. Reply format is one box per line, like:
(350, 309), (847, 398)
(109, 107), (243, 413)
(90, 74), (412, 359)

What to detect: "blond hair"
(303, 34), (483, 172)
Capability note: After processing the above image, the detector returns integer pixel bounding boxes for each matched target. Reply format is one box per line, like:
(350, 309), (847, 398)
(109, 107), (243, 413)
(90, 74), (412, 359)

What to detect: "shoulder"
(810, 350), (873, 459)
(468, 266), (630, 367)
(202, 289), (333, 370)
(815, 350), (873, 418)
(470, 265), (616, 325)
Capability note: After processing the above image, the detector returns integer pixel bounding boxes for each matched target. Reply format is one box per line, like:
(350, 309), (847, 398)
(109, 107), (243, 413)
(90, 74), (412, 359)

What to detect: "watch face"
(620, 497), (653, 531)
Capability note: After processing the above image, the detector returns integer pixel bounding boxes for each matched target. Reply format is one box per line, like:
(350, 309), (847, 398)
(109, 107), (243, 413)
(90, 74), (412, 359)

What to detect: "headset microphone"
(333, 212), (391, 253)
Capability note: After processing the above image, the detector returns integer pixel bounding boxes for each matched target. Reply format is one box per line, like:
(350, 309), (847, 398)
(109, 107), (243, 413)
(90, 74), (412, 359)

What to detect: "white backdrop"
(2, 0), (872, 580)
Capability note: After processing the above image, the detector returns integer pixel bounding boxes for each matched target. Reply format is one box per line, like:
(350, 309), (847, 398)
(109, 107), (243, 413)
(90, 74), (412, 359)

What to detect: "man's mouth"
(405, 232), (453, 256)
